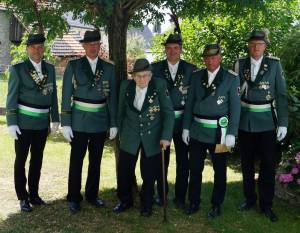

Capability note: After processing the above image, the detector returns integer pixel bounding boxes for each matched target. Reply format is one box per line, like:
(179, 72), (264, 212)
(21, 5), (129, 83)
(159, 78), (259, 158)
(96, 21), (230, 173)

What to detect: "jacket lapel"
(161, 60), (174, 85)
(81, 56), (95, 80)
(173, 60), (184, 87)
(201, 67), (224, 99)
(141, 79), (155, 113)
(125, 80), (140, 113)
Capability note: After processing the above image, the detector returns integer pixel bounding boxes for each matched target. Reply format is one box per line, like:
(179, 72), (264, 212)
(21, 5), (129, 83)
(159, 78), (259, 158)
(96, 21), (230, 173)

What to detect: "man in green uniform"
(61, 30), (117, 214)
(182, 44), (240, 218)
(152, 33), (196, 208)
(235, 30), (288, 222)
(113, 58), (174, 217)
(6, 33), (59, 212)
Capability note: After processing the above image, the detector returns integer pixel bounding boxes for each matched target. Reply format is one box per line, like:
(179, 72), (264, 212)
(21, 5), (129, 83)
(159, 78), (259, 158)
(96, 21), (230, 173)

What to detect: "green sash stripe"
(241, 106), (271, 112)
(19, 109), (49, 117)
(197, 122), (218, 129)
(74, 103), (105, 112)
(175, 111), (183, 119)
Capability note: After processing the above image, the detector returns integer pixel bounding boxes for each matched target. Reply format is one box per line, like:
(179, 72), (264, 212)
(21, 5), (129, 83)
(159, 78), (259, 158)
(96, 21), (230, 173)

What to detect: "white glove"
(8, 125), (21, 140)
(277, 126), (287, 141)
(109, 127), (118, 140)
(51, 122), (60, 134)
(225, 134), (235, 148)
(182, 129), (190, 145)
(62, 126), (74, 142)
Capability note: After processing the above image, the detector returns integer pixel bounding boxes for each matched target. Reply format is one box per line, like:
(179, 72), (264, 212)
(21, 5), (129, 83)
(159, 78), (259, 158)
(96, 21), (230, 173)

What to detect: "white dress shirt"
(167, 60), (179, 81)
(207, 66), (220, 86)
(134, 86), (148, 111)
(250, 56), (263, 82)
(87, 56), (99, 74)
(29, 58), (43, 79)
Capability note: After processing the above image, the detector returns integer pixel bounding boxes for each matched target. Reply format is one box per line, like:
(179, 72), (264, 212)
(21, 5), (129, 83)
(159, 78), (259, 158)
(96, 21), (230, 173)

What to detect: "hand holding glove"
(109, 127), (118, 140)
(62, 126), (74, 142)
(225, 134), (236, 148)
(8, 125), (21, 140)
(277, 126), (287, 141)
(182, 129), (190, 145)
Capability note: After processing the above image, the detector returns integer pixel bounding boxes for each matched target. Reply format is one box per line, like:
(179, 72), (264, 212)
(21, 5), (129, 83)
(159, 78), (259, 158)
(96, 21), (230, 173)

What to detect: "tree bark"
(106, 4), (139, 195)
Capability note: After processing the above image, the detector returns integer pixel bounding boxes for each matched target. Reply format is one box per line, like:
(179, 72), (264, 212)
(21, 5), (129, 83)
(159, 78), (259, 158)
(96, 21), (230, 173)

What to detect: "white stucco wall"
(0, 10), (12, 73)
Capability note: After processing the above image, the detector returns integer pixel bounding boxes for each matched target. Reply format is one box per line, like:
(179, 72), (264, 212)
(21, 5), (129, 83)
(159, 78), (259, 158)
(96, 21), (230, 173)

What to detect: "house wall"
(0, 10), (12, 74)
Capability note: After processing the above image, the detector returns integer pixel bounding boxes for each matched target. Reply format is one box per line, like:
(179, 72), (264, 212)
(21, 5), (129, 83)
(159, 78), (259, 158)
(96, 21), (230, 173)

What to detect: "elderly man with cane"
(113, 58), (174, 217)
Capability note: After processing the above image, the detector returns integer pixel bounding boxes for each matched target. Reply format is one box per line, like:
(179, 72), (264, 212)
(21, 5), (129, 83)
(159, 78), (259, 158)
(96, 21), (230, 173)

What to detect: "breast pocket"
(74, 70), (89, 86)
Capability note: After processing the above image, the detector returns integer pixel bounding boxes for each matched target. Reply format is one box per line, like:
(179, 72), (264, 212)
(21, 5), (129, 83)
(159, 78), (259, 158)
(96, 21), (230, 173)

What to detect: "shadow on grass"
(0, 185), (215, 233)
(1, 181), (300, 233)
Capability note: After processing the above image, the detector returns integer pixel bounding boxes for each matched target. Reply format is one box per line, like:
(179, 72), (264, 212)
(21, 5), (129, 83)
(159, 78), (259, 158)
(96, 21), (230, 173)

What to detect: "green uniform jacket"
(152, 59), (196, 133)
(118, 78), (175, 157)
(183, 67), (241, 144)
(61, 56), (117, 133)
(6, 59), (59, 130)
(236, 56), (288, 132)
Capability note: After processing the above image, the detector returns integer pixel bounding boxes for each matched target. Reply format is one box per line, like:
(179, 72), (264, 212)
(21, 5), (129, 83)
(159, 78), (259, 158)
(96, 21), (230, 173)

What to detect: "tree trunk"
(107, 5), (138, 195)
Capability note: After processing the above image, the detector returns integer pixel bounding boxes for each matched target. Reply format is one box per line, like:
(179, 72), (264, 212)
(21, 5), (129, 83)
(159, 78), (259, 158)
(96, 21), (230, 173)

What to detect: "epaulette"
(101, 58), (115, 65)
(267, 55), (280, 61)
(13, 61), (24, 67)
(228, 69), (238, 77)
(151, 61), (160, 66)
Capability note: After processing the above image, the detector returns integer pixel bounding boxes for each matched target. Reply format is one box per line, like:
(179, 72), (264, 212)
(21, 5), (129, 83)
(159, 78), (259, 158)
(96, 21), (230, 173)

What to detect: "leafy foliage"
(127, 35), (146, 59)
(278, 30), (300, 142)
(151, 0), (300, 68)
(9, 32), (56, 65)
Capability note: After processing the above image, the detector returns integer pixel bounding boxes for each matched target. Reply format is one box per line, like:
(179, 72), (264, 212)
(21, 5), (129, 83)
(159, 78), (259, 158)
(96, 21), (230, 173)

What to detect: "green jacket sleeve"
(107, 65), (117, 128)
(50, 66), (60, 123)
(227, 76), (241, 136)
(6, 66), (20, 126)
(158, 80), (174, 141)
(61, 62), (74, 126)
(275, 61), (288, 127)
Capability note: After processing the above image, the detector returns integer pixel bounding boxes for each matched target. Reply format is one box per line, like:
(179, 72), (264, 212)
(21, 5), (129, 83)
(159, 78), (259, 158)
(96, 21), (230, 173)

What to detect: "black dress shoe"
(238, 202), (256, 211)
(87, 198), (105, 208)
(173, 198), (185, 209)
(69, 202), (80, 214)
(185, 203), (199, 215)
(113, 202), (132, 214)
(29, 196), (46, 205)
(20, 200), (32, 212)
(208, 206), (221, 218)
(140, 206), (152, 217)
(263, 208), (278, 222)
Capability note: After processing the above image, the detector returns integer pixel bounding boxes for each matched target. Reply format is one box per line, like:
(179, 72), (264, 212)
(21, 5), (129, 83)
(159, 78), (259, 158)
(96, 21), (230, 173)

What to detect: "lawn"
(0, 116), (300, 233)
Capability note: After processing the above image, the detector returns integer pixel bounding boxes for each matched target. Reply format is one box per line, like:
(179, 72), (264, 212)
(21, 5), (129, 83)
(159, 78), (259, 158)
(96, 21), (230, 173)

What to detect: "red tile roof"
(51, 30), (85, 57)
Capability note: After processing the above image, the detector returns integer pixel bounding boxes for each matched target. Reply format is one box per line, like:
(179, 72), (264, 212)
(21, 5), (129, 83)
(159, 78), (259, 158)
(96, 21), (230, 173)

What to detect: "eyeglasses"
(249, 42), (266, 47)
(134, 74), (150, 79)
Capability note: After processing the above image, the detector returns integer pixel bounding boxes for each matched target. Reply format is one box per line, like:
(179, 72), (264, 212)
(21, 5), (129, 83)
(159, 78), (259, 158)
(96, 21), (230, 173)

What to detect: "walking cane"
(161, 148), (167, 222)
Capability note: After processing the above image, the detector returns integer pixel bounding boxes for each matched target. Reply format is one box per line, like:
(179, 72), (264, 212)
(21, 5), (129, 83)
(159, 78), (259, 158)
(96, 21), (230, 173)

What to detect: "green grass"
(0, 116), (299, 233)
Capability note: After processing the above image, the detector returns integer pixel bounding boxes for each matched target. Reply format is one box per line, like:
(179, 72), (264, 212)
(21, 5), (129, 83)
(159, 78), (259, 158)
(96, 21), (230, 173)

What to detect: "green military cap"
(26, 33), (46, 45)
(130, 58), (152, 74)
(248, 29), (270, 44)
(162, 33), (183, 46)
(202, 43), (221, 57)
(80, 30), (101, 43)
